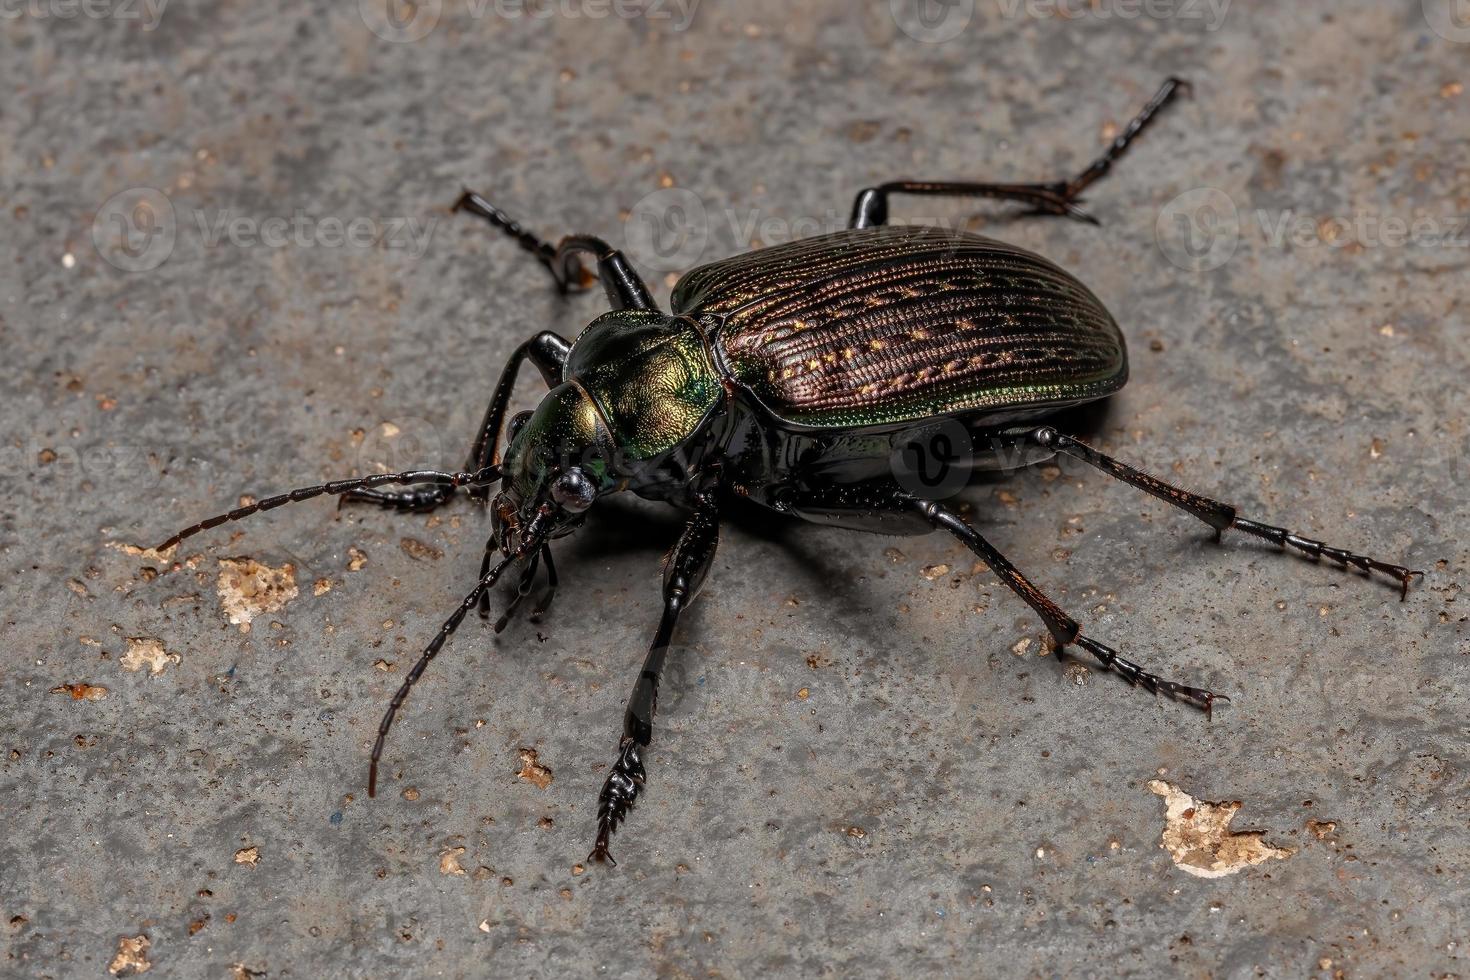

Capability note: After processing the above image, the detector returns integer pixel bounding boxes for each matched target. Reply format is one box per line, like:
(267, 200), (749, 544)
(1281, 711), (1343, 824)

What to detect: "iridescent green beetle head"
(492, 380), (619, 554)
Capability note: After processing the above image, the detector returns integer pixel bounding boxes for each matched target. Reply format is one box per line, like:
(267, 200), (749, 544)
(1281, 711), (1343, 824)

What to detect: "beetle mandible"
(157, 78), (1420, 865)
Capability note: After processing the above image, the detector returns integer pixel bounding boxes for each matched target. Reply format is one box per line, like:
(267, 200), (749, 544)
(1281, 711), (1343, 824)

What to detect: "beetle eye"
(507, 410), (534, 444)
(550, 466), (597, 513)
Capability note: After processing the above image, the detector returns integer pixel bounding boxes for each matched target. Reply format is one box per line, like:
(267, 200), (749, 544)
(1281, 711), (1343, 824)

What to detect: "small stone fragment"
(51, 683), (108, 701)
(216, 558), (298, 632)
(1147, 780), (1295, 878)
(920, 563), (950, 581)
(400, 537), (443, 561)
(234, 846), (259, 866)
(120, 637), (179, 676)
(109, 934), (151, 975)
(517, 748), (553, 789)
(439, 846), (467, 876)
(347, 547), (368, 571)
(106, 541), (176, 564)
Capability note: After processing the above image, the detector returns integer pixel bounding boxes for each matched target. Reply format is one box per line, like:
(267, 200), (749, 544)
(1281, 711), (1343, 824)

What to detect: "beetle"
(157, 78), (1420, 865)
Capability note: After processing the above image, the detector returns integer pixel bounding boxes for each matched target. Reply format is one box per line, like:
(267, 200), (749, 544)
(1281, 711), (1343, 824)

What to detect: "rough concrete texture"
(2, 1), (1466, 976)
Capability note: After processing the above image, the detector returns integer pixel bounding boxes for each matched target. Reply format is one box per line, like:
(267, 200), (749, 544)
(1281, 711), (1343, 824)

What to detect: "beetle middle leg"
(1026, 426), (1424, 599)
(783, 484), (1223, 712)
(849, 77), (1189, 228)
(589, 493), (720, 866)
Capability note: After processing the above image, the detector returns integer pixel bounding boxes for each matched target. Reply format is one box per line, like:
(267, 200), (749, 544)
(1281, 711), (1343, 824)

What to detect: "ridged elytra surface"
(671, 225), (1127, 428)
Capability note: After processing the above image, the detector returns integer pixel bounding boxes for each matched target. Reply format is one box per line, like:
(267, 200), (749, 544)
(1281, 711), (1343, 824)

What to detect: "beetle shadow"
(549, 397), (1123, 651)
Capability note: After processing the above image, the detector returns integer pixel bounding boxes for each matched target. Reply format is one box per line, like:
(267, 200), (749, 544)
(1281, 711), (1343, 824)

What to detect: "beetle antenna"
(154, 465), (501, 552)
(368, 507), (553, 797)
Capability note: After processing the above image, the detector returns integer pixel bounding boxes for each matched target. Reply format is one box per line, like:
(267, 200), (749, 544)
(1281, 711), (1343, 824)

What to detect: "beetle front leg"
(341, 330), (571, 514)
(849, 77), (1189, 228)
(454, 191), (656, 311)
(1026, 427), (1423, 599)
(590, 495), (720, 866)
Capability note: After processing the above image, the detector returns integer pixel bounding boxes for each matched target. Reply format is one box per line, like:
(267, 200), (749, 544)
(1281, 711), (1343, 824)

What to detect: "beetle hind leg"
(913, 495), (1224, 712)
(783, 485), (1223, 712)
(1028, 427), (1423, 600)
(849, 77), (1190, 229)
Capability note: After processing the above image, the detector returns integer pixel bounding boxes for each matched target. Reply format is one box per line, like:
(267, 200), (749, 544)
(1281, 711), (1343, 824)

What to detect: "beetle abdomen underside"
(673, 226), (1127, 428)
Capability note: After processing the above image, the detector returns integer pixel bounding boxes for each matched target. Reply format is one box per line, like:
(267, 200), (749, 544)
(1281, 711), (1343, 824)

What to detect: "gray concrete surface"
(2, 1), (1466, 976)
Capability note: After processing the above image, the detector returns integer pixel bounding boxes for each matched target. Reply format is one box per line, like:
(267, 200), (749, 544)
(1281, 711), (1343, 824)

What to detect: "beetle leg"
(340, 330), (571, 512)
(589, 495), (720, 866)
(783, 485), (1222, 712)
(154, 465), (501, 552)
(1057, 76), (1191, 201)
(849, 77), (1190, 229)
(454, 191), (657, 311)
(915, 497), (1223, 712)
(1029, 427), (1424, 600)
